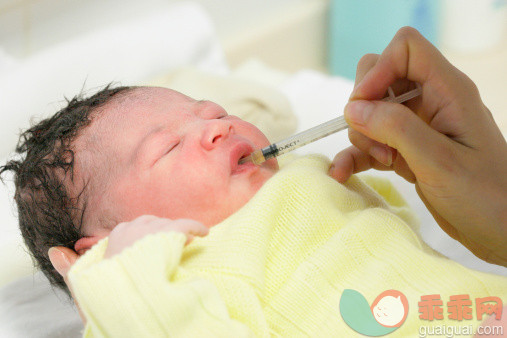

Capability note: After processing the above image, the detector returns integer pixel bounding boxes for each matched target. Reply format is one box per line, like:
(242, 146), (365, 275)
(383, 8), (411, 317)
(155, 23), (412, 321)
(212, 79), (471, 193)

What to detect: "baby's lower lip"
(232, 161), (258, 175)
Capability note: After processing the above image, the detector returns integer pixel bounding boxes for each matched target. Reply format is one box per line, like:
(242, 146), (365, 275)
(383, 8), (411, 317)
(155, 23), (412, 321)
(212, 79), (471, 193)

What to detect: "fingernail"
(48, 247), (60, 258)
(48, 248), (66, 275)
(385, 148), (393, 166)
(369, 146), (393, 166)
(328, 164), (335, 176)
(345, 100), (374, 125)
(349, 80), (363, 100)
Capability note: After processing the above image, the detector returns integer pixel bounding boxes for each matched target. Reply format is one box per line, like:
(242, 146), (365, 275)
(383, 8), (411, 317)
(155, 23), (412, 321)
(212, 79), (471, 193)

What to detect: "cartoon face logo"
(370, 290), (409, 327)
(340, 289), (409, 336)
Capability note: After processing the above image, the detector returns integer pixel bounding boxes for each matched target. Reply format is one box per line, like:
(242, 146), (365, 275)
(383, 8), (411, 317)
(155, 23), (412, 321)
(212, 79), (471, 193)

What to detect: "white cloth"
(0, 1), (227, 159)
(0, 272), (82, 338)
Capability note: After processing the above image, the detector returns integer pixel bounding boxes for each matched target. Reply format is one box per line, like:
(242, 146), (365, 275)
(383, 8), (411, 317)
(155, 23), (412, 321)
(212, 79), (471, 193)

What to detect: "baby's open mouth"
(230, 143), (256, 174)
(238, 153), (250, 165)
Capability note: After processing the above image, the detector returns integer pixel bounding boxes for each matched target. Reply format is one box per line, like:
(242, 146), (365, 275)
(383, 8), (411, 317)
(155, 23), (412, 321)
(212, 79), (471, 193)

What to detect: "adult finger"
(349, 27), (488, 139)
(354, 53), (413, 101)
(350, 27), (455, 101)
(348, 127), (417, 182)
(330, 144), (416, 183)
(344, 99), (457, 179)
(355, 54), (379, 86)
(48, 247), (86, 323)
(329, 145), (392, 182)
(348, 128), (394, 166)
(48, 246), (79, 280)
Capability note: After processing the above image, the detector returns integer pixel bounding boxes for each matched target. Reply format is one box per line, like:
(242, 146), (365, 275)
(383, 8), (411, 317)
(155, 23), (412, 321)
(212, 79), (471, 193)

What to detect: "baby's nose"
(201, 119), (234, 150)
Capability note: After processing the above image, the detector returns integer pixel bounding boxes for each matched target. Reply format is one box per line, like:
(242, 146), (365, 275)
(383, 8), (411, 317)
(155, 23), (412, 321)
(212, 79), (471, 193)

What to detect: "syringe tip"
(251, 150), (266, 165)
(238, 155), (253, 165)
(238, 150), (266, 166)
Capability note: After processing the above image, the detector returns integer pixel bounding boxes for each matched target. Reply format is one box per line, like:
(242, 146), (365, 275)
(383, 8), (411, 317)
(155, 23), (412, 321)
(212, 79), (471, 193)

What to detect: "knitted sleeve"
(68, 232), (253, 337)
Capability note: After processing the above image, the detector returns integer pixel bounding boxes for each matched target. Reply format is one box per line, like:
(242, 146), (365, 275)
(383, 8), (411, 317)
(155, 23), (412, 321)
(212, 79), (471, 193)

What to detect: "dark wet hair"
(0, 84), (133, 294)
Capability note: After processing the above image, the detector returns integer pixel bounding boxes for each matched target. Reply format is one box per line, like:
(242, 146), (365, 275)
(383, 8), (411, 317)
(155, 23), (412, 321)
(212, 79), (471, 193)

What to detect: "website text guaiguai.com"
(418, 324), (503, 337)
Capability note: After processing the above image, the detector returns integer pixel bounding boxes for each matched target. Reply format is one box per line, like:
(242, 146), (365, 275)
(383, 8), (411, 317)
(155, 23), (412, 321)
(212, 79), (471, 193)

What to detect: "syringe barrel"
(262, 116), (348, 159)
(259, 84), (421, 162)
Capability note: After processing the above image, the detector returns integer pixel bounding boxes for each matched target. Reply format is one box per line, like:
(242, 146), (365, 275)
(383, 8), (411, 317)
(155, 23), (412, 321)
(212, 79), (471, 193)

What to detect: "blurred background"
(1, 0), (506, 69)
(0, 0), (506, 152)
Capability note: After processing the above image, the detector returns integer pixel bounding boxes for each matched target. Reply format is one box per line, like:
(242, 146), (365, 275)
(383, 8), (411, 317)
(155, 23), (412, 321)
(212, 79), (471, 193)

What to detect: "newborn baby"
(2, 86), (505, 337)
(65, 86), (279, 256)
(0, 85), (278, 292)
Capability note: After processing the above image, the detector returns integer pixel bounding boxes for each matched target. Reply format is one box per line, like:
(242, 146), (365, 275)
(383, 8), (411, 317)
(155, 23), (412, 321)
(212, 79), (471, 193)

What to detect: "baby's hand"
(104, 215), (209, 259)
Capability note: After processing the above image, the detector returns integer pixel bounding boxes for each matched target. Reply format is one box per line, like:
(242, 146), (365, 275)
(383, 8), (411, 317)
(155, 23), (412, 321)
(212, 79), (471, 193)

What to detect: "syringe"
(239, 84), (422, 166)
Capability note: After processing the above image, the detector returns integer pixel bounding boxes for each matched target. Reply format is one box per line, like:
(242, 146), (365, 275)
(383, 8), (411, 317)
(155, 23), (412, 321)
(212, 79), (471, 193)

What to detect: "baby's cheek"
(236, 119), (271, 145)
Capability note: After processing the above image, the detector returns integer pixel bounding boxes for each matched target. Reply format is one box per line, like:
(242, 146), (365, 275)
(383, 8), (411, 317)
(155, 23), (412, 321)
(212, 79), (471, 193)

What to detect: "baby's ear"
(74, 236), (103, 256)
(48, 246), (80, 279)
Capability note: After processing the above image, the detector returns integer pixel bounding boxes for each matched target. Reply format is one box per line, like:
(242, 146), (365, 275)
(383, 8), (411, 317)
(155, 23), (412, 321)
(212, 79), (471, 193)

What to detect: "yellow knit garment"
(69, 155), (506, 337)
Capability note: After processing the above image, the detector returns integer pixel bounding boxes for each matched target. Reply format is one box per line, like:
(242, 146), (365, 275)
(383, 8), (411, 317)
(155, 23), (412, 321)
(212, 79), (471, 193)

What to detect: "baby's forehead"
(100, 86), (153, 112)
(70, 88), (148, 177)
(97, 86), (193, 119)
(74, 86), (191, 162)
(87, 87), (168, 127)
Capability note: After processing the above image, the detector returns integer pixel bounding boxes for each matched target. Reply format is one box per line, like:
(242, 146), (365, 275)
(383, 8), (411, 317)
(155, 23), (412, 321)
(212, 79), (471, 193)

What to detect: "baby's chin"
(251, 165), (277, 189)
(206, 180), (273, 228)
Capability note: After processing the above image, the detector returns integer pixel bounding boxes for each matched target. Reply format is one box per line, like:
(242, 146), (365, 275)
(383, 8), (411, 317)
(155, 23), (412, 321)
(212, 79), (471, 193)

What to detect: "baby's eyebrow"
(194, 101), (209, 117)
(194, 100), (227, 118)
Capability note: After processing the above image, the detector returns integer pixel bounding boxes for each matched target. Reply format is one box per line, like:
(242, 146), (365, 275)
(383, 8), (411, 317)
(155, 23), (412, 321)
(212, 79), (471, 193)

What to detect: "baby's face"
(75, 87), (278, 240)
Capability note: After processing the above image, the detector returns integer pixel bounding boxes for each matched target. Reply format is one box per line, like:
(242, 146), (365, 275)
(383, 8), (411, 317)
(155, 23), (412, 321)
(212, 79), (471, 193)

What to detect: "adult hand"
(48, 246), (86, 324)
(328, 27), (507, 266)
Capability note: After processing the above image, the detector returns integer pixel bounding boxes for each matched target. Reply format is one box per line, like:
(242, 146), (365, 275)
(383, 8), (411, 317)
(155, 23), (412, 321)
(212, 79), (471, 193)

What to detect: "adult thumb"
(48, 246), (79, 280)
(48, 246), (87, 324)
(344, 100), (453, 175)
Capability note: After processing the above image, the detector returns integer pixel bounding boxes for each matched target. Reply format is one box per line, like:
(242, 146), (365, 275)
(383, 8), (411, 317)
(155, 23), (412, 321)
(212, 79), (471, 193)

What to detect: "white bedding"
(0, 272), (82, 338)
(0, 2), (505, 335)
